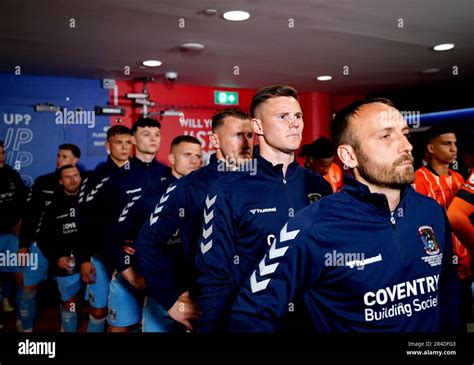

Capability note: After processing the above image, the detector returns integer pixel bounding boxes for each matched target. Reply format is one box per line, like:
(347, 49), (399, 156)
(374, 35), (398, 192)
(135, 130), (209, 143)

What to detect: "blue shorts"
(0, 234), (20, 272)
(142, 296), (178, 332)
(22, 243), (49, 285)
(56, 273), (82, 302)
(107, 273), (142, 327)
(85, 256), (110, 309)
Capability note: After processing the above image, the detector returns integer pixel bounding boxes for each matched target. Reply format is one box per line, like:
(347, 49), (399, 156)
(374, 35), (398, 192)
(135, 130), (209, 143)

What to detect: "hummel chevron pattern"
(250, 223), (300, 293)
(85, 177), (109, 202)
(200, 194), (217, 254)
(118, 195), (141, 222)
(78, 177), (88, 203)
(149, 185), (176, 226)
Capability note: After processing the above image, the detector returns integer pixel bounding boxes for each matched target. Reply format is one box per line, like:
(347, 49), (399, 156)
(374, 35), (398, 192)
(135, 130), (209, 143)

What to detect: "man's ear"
(426, 143), (435, 154)
(251, 118), (263, 136)
(209, 133), (220, 150)
(131, 135), (137, 146)
(337, 144), (358, 169)
(168, 153), (175, 166)
(105, 141), (111, 155)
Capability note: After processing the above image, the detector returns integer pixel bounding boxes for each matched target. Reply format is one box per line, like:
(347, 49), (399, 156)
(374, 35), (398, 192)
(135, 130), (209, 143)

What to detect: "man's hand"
(123, 239), (135, 255)
(120, 267), (146, 290)
(81, 262), (96, 284)
(168, 291), (201, 331)
(57, 256), (71, 271)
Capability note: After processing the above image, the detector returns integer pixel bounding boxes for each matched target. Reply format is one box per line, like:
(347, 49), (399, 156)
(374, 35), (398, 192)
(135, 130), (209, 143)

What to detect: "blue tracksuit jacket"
(195, 153), (332, 331)
(230, 177), (461, 332)
(135, 154), (226, 310)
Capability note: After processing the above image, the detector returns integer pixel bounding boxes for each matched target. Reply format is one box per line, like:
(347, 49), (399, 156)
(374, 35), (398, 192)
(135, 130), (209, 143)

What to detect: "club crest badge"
(418, 225), (440, 256)
(308, 193), (322, 204)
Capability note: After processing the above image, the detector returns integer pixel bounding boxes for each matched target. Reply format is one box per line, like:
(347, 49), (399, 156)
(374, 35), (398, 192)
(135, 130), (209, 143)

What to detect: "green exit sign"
(214, 91), (239, 105)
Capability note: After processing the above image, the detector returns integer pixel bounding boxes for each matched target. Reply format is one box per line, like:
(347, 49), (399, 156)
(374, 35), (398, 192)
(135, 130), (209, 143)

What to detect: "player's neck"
(259, 140), (294, 176)
(171, 169), (183, 179)
(110, 156), (129, 168)
(134, 151), (155, 163)
(429, 159), (450, 176)
(215, 149), (224, 161)
(356, 175), (401, 212)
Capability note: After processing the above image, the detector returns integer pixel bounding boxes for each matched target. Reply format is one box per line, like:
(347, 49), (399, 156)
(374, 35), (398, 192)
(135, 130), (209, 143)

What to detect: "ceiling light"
(422, 68), (440, 74)
(180, 43), (205, 51)
(316, 75), (332, 81)
(432, 43), (455, 51)
(223, 11), (250, 21)
(142, 60), (162, 67)
(204, 9), (217, 16)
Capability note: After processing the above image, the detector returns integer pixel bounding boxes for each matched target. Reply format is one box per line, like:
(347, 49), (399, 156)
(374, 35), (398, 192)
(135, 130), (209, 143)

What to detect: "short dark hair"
(298, 143), (313, 157)
(131, 117), (161, 134)
(424, 124), (457, 144)
(330, 97), (395, 148)
(311, 136), (334, 159)
(0, 140), (4, 149)
(212, 108), (250, 132)
(170, 135), (201, 152)
(59, 143), (81, 158)
(58, 164), (79, 176)
(250, 85), (298, 118)
(107, 125), (132, 140)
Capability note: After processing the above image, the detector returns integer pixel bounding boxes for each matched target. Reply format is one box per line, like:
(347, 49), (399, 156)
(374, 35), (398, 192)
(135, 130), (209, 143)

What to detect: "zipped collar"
(342, 176), (412, 213)
(255, 152), (299, 180)
(131, 155), (158, 168)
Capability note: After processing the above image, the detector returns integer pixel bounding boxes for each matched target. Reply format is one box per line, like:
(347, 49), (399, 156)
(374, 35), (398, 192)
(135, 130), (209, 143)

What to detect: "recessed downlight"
(223, 11), (250, 21)
(433, 43), (455, 51)
(180, 43), (205, 51)
(316, 75), (332, 81)
(142, 60), (162, 67)
(422, 68), (440, 74)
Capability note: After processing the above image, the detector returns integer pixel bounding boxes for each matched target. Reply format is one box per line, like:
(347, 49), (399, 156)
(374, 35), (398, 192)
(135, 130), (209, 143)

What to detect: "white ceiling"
(1, 0), (473, 93)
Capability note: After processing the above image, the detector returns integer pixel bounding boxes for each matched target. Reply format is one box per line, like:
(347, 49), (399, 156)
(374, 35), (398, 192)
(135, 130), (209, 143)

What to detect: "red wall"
(109, 81), (362, 165)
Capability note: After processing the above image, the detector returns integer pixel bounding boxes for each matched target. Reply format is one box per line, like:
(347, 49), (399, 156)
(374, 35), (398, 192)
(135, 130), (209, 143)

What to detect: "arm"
(438, 211), (462, 332)
(230, 219), (320, 332)
(135, 183), (185, 310)
(194, 188), (239, 332)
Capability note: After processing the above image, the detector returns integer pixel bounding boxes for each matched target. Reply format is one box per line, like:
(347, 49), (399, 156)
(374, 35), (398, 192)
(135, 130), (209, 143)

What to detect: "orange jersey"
(447, 169), (474, 257)
(415, 165), (470, 279)
(324, 163), (343, 193)
(415, 165), (464, 210)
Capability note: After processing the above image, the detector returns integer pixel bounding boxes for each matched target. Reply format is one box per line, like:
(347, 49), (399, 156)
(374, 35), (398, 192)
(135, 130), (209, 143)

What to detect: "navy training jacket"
(230, 177), (461, 332)
(195, 153), (332, 331)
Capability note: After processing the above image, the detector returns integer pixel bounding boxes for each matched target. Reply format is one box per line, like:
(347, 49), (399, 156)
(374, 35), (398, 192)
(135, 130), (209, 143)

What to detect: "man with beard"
(230, 97), (461, 332)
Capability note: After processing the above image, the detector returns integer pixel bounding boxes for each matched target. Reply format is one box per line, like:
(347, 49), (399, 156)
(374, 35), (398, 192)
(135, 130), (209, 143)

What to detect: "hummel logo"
(250, 207), (277, 215)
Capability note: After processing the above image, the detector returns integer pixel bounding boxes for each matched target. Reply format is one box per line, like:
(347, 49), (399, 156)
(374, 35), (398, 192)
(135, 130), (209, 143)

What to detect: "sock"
(18, 288), (37, 332)
(61, 308), (77, 332)
(87, 314), (105, 332)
